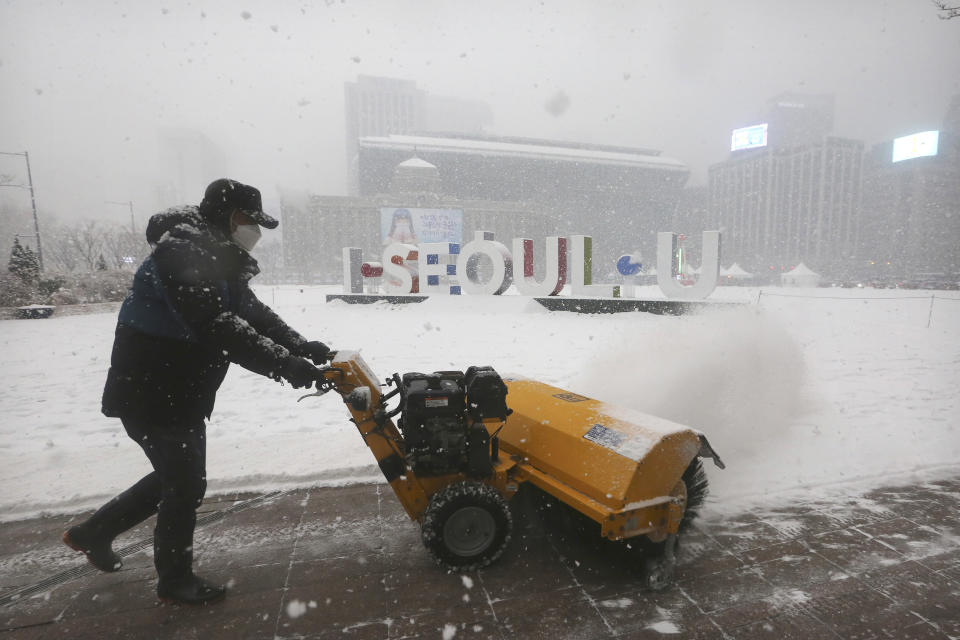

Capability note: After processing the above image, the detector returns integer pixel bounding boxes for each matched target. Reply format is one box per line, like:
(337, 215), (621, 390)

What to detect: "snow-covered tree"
(8, 237), (40, 282)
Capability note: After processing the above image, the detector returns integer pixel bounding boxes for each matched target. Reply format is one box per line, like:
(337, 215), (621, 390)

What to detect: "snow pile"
(285, 598), (316, 618)
(647, 620), (680, 634)
(598, 597), (633, 609)
(0, 285), (957, 521)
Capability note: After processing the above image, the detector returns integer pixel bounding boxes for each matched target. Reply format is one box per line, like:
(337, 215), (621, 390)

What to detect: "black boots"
(157, 574), (226, 605)
(63, 526), (225, 605)
(62, 526), (123, 572)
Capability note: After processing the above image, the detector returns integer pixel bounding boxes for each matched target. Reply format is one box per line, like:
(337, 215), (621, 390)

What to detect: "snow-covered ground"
(1, 285), (957, 522)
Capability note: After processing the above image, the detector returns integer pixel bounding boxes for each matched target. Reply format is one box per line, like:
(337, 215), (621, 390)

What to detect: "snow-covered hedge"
(0, 270), (132, 307)
(0, 274), (39, 307)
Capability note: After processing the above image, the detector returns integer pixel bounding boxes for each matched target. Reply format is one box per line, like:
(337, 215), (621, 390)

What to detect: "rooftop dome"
(390, 155), (442, 195)
(396, 156), (437, 170)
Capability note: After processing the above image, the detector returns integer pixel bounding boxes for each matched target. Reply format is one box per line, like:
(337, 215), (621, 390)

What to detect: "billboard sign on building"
(891, 131), (940, 163)
(731, 123), (768, 151)
(381, 208), (463, 245)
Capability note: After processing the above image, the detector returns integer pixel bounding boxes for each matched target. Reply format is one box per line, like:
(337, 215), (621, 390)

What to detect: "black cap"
(200, 178), (279, 229)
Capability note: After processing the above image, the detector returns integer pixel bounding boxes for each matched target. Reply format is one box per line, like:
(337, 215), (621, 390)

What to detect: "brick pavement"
(1, 475), (958, 639)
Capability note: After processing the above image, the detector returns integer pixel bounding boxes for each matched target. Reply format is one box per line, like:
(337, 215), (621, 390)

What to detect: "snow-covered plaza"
(1, 285), (957, 520)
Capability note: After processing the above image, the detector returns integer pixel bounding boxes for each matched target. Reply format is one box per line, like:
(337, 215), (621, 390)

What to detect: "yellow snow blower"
(310, 351), (724, 589)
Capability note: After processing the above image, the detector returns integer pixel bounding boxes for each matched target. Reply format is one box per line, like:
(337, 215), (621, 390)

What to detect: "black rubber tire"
(642, 534), (679, 591)
(421, 481), (513, 572)
(636, 458), (709, 590)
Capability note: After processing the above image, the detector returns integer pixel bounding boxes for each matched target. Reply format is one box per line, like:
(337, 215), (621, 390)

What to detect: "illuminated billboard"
(892, 131), (939, 163)
(731, 123), (768, 151)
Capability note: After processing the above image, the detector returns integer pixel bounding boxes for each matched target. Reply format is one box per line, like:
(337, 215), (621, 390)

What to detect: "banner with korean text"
(380, 208), (463, 246)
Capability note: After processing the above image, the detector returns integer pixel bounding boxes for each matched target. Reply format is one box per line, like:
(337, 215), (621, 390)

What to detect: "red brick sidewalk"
(2, 475), (958, 639)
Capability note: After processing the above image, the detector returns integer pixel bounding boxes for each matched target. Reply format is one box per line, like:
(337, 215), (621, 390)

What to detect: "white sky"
(1, 0), (958, 225)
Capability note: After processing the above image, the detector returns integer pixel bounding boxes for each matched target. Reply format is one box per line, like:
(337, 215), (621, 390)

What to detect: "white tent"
(781, 262), (821, 287)
(720, 262), (753, 279)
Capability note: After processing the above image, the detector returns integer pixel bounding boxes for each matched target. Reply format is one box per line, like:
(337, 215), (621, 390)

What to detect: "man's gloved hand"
(276, 356), (320, 389)
(298, 341), (332, 365)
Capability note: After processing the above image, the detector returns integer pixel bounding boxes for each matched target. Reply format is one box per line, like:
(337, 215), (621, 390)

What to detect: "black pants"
(80, 416), (207, 585)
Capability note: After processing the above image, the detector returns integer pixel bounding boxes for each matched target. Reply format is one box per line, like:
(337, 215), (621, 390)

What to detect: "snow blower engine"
(392, 367), (509, 478)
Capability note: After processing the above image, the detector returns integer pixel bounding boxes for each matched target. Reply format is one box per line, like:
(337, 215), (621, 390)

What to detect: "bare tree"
(102, 227), (149, 269)
(45, 221), (106, 272)
(73, 221), (107, 271)
(29, 219), (149, 274)
(44, 225), (81, 273)
(933, 0), (960, 19)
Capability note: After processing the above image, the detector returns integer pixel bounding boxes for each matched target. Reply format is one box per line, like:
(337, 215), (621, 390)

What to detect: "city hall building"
(280, 158), (556, 283)
(355, 133), (689, 274)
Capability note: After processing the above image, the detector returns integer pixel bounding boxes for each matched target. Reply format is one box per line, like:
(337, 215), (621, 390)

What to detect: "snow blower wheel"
(421, 481), (512, 572)
(642, 534), (679, 591)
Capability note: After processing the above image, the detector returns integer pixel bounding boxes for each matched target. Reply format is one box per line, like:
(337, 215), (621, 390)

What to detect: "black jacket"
(101, 206), (306, 422)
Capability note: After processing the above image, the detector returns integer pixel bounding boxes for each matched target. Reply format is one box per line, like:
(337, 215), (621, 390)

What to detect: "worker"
(62, 178), (331, 605)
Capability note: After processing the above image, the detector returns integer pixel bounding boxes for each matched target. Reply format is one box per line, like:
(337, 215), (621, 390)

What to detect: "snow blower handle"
(298, 341), (335, 366)
(296, 354), (341, 402)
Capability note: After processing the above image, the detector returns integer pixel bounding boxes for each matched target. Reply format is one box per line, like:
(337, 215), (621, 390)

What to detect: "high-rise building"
(763, 92), (835, 150)
(344, 75), (492, 194)
(709, 137), (863, 277)
(860, 98), (960, 284)
(709, 93), (864, 278)
(344, 76), (426, 195)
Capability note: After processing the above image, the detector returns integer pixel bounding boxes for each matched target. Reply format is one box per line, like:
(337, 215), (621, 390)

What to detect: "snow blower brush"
(308, 351), (724, 589)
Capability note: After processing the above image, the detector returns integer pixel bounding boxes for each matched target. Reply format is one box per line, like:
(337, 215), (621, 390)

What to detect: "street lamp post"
(0, 150), (43, 271)
(105, 199), (135, 233)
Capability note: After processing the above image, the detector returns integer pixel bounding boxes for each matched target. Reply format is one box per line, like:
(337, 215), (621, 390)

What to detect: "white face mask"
(232, 224), (261, 252)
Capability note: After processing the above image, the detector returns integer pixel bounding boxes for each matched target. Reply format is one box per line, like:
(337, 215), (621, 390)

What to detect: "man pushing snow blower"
(63, 179), (331, 605)
(63, 177), (726, 603)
